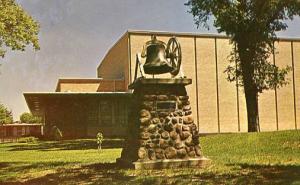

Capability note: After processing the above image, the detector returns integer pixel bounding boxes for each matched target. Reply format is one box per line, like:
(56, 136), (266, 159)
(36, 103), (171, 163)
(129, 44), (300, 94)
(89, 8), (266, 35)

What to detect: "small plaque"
(156, 101), (176, 111)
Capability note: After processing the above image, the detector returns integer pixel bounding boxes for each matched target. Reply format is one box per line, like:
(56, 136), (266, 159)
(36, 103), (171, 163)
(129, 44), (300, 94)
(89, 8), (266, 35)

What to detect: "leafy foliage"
(0, 103), (13, 124)
(0, 0), (40, 58)
(96, 131), (104, 150)
(225, 46), (292, 93)
(20, 112), (42, 123)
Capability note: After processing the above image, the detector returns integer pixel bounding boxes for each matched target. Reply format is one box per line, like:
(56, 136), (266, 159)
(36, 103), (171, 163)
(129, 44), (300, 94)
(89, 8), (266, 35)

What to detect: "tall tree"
(0, 103), (13, 124)
(20, 112), (42, 123)
(185, 0), (300, 132)
(0, 0), (39, 58)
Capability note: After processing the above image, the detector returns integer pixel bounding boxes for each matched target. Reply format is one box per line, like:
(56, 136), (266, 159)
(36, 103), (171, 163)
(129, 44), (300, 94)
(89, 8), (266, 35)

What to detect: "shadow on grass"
(1, 162), (300, 185)
(231, 163), (300, 185)
(0, 162), (71, 173)
(195, 163), (300, 185)
(0, 162), (10, 169)
(1, 162), (132, 185)
(8, 139), (124, 151)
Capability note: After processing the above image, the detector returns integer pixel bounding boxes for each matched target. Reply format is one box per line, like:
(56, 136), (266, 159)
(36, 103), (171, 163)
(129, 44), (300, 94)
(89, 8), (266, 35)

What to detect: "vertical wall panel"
(238, 89), (248, 132)
(293, 42), (300, 129)
(196, 38), (219, 133)
(258, 54), (277, 131)
(217, 39), (239, 132)
(275, 41), (295, 130)
(259, 91), (277, 131)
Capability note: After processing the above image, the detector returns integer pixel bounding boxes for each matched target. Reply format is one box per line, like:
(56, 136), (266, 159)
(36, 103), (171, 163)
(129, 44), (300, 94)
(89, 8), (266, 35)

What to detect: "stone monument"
(117, 35), (210, 169)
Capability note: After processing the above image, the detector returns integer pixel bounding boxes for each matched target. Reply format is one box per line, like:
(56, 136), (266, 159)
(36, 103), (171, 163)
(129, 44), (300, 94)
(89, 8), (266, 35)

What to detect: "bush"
(20, 112), (42, 123)
(18, 137), (39, 143)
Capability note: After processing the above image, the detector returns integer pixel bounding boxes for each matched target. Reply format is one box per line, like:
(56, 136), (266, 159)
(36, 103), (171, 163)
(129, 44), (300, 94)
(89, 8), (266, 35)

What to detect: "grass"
(0, 130), (299, 185)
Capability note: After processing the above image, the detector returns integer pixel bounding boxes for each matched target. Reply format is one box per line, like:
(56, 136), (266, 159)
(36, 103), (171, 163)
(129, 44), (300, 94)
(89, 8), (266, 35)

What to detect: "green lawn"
(0, 130), (300, 185)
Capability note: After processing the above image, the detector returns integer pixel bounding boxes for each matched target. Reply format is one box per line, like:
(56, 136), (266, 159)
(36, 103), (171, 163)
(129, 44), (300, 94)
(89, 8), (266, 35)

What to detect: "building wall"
(275, 41), (296, 130)
(95, 80), (126, 92)
(59, 83), (101, 92)
(85, 98), (128, 137)
(196, 38), (219, 133)
(294, 42), (300, 130)
(44, 96), (129, 139)
(97, 33), (130, 90)
(98, 31), (300, 133)
(0, 125), (42, 138)
(128, 32), (300, 133)
(57, 79), (126, 92)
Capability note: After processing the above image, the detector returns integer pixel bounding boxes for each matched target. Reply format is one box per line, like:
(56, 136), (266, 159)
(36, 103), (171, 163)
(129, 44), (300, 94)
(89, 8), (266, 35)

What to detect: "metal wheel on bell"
(166, 37), (182, 76)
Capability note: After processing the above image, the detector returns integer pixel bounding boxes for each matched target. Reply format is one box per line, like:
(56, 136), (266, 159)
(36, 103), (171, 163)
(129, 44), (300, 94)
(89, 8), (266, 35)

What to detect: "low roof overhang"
(24, 92), (132, 116)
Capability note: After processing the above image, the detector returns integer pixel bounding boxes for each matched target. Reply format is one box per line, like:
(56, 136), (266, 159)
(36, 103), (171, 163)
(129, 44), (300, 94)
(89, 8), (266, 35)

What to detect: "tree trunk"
(237, 43), (260, 132)
(244, 88), (259, 132)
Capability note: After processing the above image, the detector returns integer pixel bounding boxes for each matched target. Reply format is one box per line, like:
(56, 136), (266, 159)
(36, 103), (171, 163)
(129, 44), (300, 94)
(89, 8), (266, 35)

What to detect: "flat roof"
(127, 29), (300, 42)
(24, 92), (132, 116)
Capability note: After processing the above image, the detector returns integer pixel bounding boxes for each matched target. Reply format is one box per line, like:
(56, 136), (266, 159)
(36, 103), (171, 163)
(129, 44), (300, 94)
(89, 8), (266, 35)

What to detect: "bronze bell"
(142, 36), (174, 75)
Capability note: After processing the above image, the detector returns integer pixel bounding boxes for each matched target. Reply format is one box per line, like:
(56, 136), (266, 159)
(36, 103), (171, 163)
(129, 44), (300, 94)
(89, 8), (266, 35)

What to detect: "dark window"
(115, 100), (126, 126)
(87, 102), (98, 126)
(99, 101), (112, 126)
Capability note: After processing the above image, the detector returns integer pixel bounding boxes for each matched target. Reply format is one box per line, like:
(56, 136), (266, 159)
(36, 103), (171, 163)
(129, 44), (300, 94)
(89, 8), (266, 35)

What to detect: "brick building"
(25, 78), (130, 139)
(0, 123), (42, 138)
(24, 30), (300, 138)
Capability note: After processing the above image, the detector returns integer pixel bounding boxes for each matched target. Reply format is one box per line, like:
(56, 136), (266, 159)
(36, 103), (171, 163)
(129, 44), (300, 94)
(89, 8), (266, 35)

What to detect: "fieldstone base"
(117, 157), (211, 170)
(118, 78), (210, 170)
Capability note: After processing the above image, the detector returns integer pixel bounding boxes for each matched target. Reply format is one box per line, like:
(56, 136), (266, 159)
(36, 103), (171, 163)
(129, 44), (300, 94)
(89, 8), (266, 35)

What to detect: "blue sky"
(0, 0), (300, 119)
